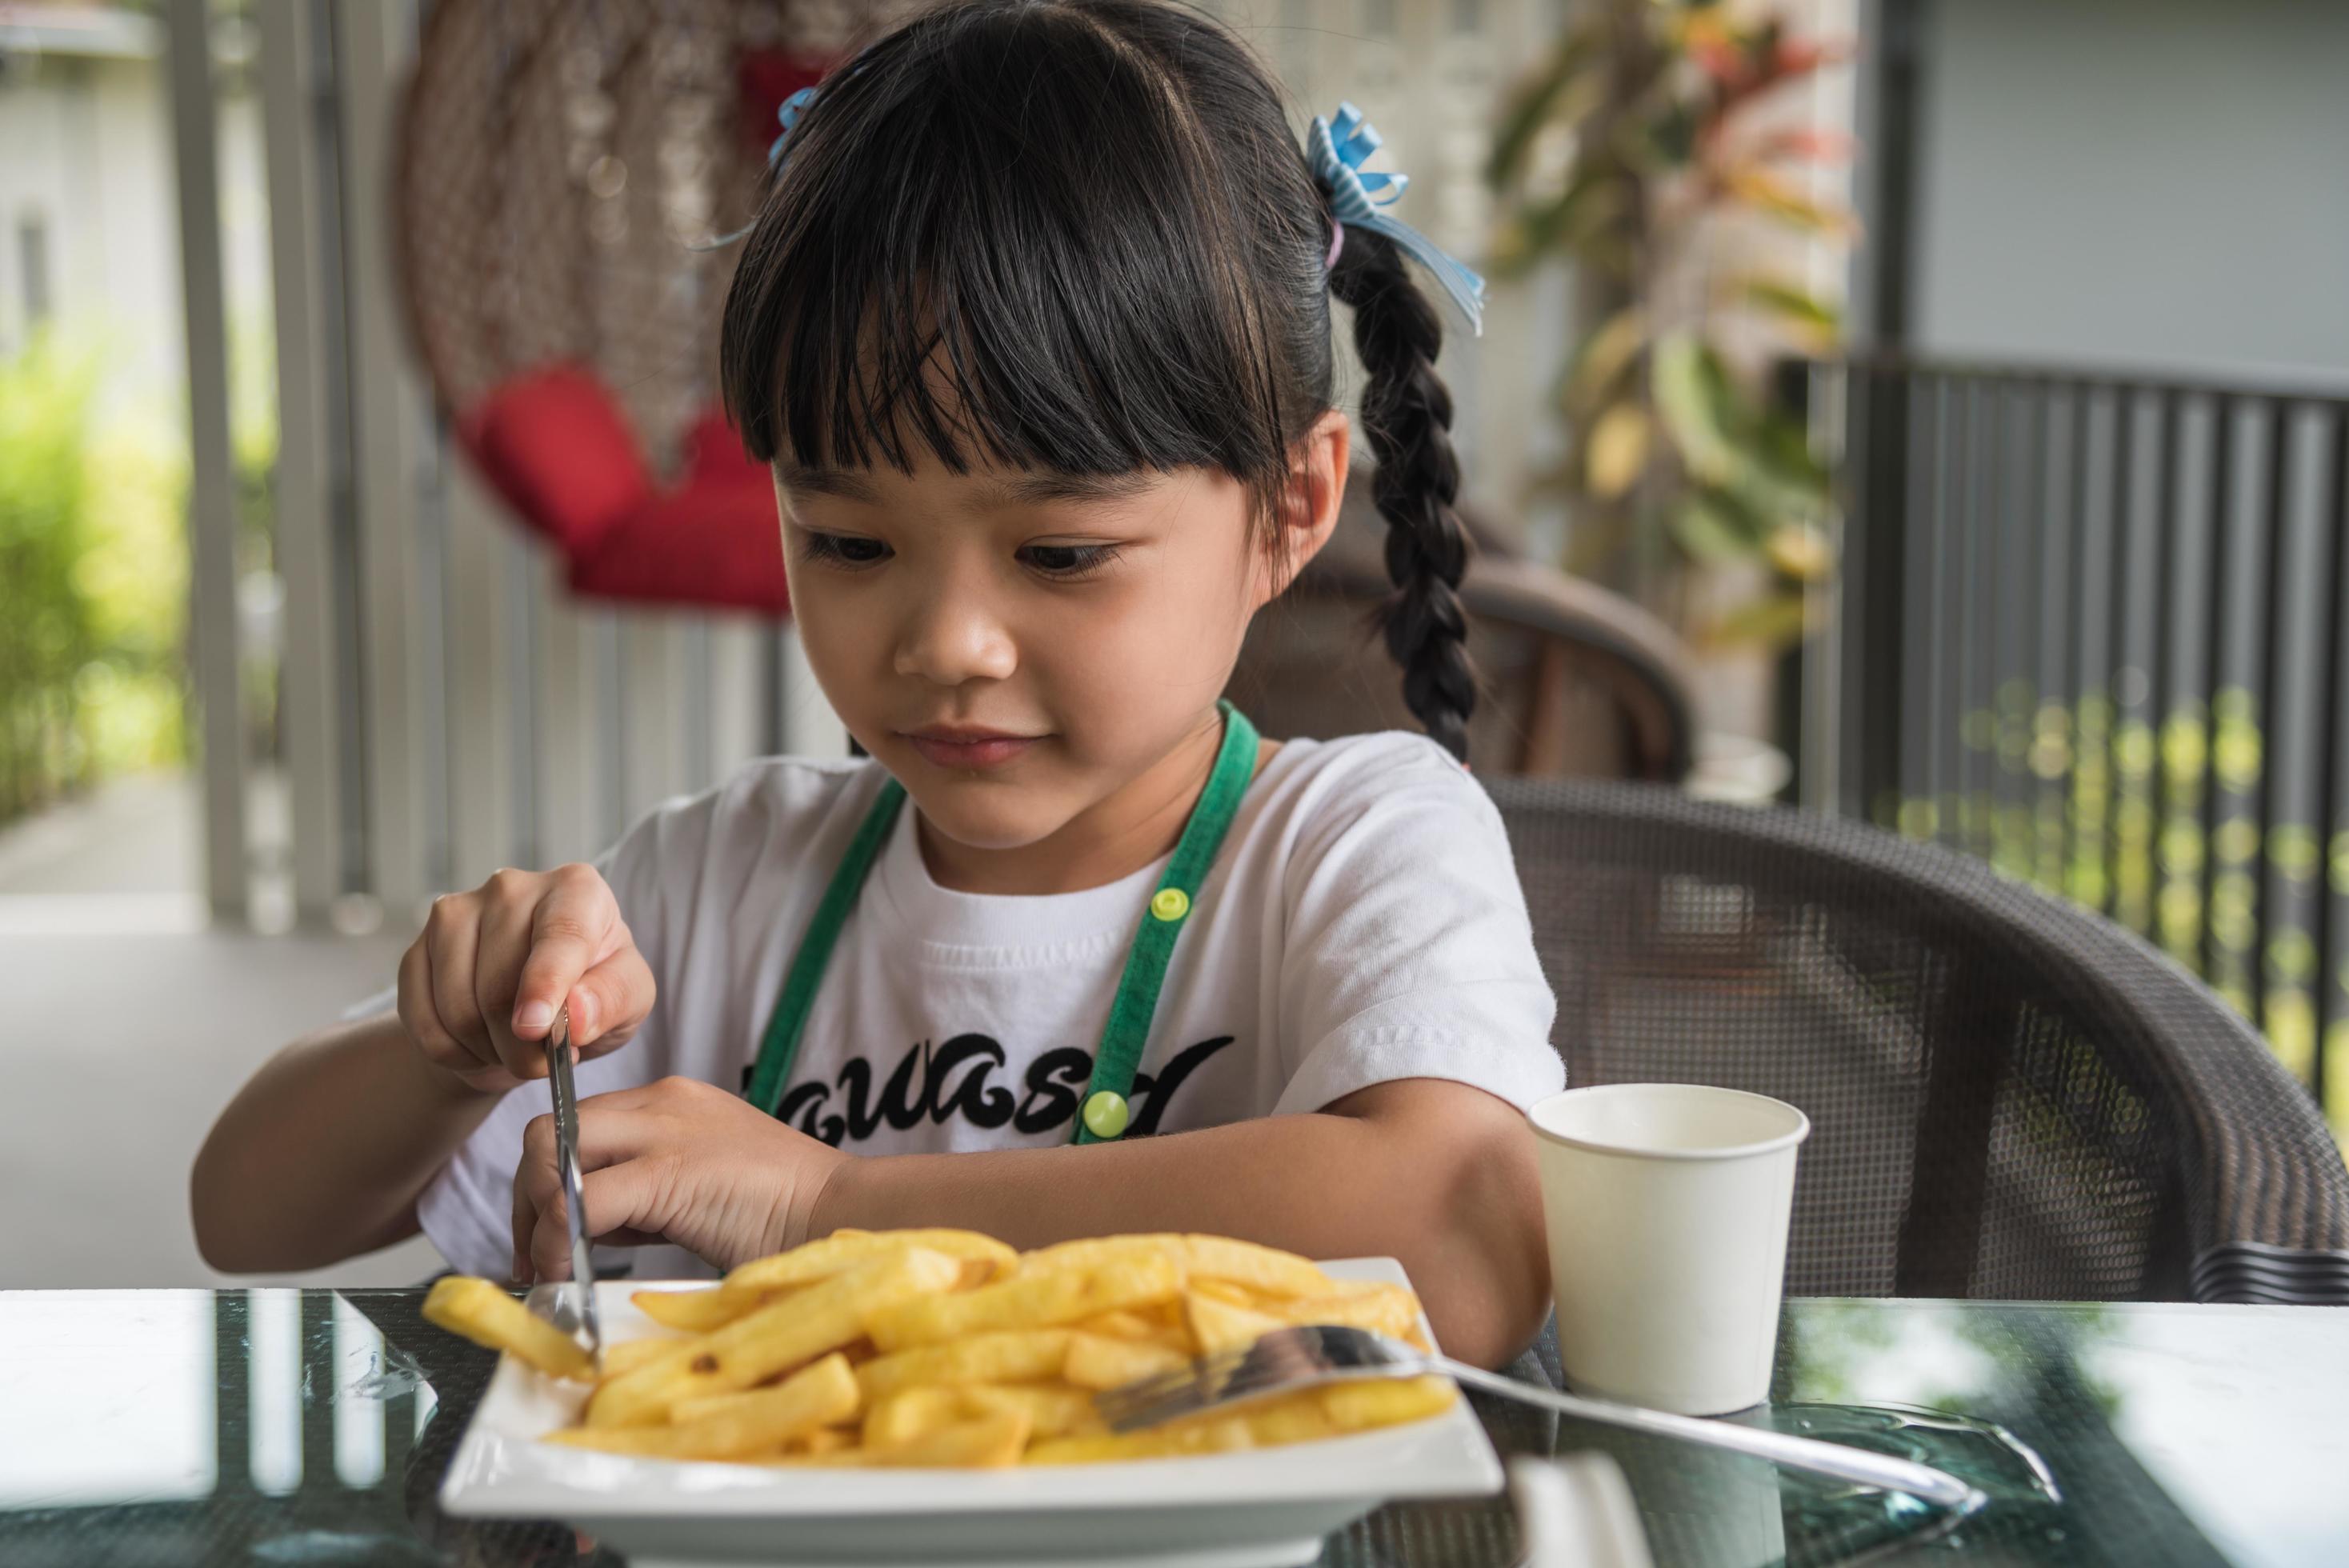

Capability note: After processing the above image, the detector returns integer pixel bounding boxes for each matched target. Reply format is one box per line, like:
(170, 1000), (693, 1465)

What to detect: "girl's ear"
(1254, 409), (1353, 610)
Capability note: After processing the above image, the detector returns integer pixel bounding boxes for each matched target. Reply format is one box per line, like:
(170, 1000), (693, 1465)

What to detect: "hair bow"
(693, 86), (821, 252)
(768, 86), (818, 166)
(1307, 102), (1485, 337)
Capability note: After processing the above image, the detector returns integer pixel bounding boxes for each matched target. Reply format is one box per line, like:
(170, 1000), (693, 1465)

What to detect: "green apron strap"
(1074, 700), (1259, 1144)
(744, 776), (907, 1118)
(745, 702), (1259, 1139)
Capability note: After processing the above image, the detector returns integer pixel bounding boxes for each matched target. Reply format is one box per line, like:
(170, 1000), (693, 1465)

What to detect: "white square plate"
(438, 1257), (1503, 1567)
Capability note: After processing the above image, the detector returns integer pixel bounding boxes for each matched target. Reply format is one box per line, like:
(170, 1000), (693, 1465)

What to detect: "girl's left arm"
(512, 1074), (1550, 1370)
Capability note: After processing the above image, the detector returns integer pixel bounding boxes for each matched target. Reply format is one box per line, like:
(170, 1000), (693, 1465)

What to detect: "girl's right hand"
(396, 864), (656, 1095)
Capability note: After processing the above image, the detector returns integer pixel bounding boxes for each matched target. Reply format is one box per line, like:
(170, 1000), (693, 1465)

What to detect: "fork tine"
(1094, 1326), (1394, 1434)
(1092, 1347), (1250, 1426)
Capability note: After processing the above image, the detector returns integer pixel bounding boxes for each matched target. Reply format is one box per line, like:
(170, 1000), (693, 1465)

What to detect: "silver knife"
(541, 1006), (602, 1362)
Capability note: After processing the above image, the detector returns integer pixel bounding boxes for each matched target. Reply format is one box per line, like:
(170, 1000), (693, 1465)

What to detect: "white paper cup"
(1529, 1083), (1811, 1416)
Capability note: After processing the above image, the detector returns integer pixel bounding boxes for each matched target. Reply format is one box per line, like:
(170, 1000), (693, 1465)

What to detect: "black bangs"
(718, 0), (1334, 510)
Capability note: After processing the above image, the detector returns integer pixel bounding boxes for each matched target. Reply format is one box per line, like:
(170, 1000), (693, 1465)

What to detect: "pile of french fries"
(422, 1228), (1451, 1468)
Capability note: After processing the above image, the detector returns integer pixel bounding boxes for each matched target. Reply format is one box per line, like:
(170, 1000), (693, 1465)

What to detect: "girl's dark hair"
(719, 0), (1475, 758)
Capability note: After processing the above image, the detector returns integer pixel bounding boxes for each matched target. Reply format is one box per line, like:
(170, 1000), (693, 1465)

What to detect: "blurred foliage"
(1889, 684), (2349, 1142)
(1488, 0), (1853, 649)
(0, 328), (190, 824)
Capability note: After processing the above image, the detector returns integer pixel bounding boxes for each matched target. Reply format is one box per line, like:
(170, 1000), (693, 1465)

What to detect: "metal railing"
(1819, 353), (2349, 1125)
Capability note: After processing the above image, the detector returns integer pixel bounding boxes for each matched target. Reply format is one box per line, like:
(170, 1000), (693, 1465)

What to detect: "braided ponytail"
(1325, 226), (1477, 763)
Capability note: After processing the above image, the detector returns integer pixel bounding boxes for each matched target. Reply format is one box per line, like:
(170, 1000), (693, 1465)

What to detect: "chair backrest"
(1487, 778), (2349, 1303)
(1227, 479), (1695, 782)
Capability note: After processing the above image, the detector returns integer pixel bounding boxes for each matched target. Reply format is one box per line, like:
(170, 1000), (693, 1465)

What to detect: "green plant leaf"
(1651, 334), (1744, 485)
(1669, 494), (1758, 565)
(1486, 33), (1599, 187)
(1703, 590), (1815, 651)
(1719, 165), (1859, 235)
(1723, 459), (1824, 532)
(1725, 275), (1843, 345)
(1751, 405), (1829, 490)
(1560, 306), (1647, 416)
(1493, 168), (1629, 275)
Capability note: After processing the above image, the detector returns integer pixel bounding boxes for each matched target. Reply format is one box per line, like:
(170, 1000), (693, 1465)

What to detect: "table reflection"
(0, 1292), (2339, 1566)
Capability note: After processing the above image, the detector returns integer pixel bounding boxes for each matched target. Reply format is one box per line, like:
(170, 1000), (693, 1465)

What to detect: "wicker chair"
(1227, 478), (1695, 782)
(1488, 778), (2349, 1306)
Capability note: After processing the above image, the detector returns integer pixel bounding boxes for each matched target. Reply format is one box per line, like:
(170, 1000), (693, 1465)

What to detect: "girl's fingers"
(475, 874), (555, 1079)
(568, 940), (655, 1054)
(514, 1089), (699, 1280)
(525, 1159), (675, 1282)
(510, 1158), (538, 1286)
(422, 896), (490, 1062)
(512, 866), (618, 1043)
(398, 938), (473, 1074)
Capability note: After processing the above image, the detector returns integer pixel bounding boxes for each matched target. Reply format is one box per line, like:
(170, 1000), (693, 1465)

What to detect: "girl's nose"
(892, 585), (1018, 687)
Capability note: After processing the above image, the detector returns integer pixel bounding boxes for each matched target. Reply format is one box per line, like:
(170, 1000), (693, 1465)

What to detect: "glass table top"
(0, 1290), (2340, 1566)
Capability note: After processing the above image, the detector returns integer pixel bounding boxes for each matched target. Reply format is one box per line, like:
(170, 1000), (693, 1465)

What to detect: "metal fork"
(528, 1006), (601, 1366)
(1094, 1326), (1983, 1514)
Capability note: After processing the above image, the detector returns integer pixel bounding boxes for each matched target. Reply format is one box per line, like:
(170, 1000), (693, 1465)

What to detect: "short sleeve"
(1271, 741), (1563, 1117)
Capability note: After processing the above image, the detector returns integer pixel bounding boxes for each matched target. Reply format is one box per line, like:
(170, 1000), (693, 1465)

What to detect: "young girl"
(194, 0), (1562, 1368)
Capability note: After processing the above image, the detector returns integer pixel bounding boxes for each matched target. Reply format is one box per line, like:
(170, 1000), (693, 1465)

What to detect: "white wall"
(1911, 0), (2349, 378)
(0, 50), (270, 417)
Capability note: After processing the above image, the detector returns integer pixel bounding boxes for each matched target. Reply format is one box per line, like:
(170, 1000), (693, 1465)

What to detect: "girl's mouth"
(899, 730), (1042, 770)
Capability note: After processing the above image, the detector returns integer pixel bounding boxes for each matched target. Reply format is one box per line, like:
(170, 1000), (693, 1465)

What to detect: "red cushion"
(678, 405), (767, 491)
(458, 365), (653, 555)
(567, 469), (789, 615)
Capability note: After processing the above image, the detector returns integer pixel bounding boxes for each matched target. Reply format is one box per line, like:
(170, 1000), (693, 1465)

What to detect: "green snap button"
(1150, 886), (1191, 922)
(1082, 1090), (1131, 1140)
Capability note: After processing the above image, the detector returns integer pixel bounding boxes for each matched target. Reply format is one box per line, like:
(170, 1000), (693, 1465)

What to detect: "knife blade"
(544, 1006), (602, 1362)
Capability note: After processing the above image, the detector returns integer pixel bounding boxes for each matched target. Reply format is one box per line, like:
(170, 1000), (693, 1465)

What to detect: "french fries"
(1062, 1331), (1192, 1390)
(422, 1276), (594, 1382)
(856, 1329), (1074, 1402)
(588, 1246), (963, 1428)
(425, 1228), (1455, 1468)
(543, 1354), (859, 1460)
(865, 1251), (1183, 1351)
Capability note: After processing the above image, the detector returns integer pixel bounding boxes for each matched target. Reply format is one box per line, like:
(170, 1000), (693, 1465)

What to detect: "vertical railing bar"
(2068, 381), (2099, 910)
(2254, 399), (2294, 1046)
(1902, 371), (1938, 837)
(2203, 395), (2237, 988)
(1945, 375), (1982, 845)
(1841, 362), (1869, 818)
(2107, 386), (2139, 928)
(762, 624), (786, 756)
(2032, 378), (2065, 893)
(686, 618), (717, 790)
(1855, 364), (1909, 825)
(2315, 404), (2349, 1126)
(2150, 387), (2181, 950)
(1940, 375), (1969, 846)
(596, 617), (626, 847)
(2001, 379), (2036, 880)
(1977, 378), (2006, 865)
(506, 528), (541, 870)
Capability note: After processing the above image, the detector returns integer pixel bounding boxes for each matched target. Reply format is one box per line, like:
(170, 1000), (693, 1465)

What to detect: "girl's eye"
(799, 530), (890, 567)
(1018, 542), (1122, 580)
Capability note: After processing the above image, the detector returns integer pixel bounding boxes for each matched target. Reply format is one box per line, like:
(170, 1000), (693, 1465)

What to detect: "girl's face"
(776, 411), (1347, 890)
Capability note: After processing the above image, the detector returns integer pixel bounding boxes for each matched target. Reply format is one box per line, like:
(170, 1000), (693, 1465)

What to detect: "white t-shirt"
(412, 730), (1563, 1279)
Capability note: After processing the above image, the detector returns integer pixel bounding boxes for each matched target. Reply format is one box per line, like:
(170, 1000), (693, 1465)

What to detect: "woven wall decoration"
(395, 0), (900, 612)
